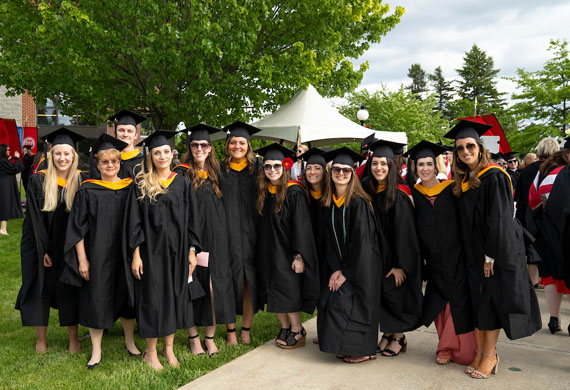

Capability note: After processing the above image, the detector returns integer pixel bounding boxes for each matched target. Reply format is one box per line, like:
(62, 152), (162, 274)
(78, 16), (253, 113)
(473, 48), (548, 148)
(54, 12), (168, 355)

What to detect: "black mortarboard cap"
(298, 148), (326, 168)
(491, 152), (505, 161)
(43, 127), (85, 147)
(404, 140), (447, 160)
(324, 147), (364, 166)
(137, 130), (176, 150)
(91, 133), (129, 155)
(361, 133), (377, 149)
(255, 143), (295, 161)
(108, 109), (147, 127)
(564, 136), (570, 150)
(186, 123), (221, 144)
(368, 139), (406, 160)
(223, 121), (260, 141)
(436, 140), (453, 152)
(503, 151), (518, 161)
(443, 119), (492, 141)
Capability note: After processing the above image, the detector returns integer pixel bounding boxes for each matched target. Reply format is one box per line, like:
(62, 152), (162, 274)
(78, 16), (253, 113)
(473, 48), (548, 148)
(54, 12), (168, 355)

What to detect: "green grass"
(0, 218), (313, 389)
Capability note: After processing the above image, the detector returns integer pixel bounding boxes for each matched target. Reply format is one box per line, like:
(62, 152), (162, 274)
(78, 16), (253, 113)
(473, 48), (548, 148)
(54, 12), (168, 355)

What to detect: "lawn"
(0, 218), (313, 389)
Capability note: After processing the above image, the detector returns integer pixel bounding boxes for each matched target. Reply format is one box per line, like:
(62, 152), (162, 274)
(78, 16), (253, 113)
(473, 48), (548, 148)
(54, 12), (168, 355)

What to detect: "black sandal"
(204, 335), (218, 357)
(275, 327), (291, 346)
(548, 316), (562, 334)
(188, 334), (205, 356)
(279, 327), (306, 349)
(377, 334), (393, 354)
(382, 335), (407, 357)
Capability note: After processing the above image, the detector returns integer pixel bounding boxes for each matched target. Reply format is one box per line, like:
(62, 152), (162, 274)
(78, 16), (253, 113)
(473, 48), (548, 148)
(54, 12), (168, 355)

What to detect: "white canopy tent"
(213, 85), (407, 147)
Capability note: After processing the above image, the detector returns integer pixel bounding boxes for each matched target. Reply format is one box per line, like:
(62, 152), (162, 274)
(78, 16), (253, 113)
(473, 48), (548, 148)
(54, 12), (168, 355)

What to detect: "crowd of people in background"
(1, 112), (569, 380)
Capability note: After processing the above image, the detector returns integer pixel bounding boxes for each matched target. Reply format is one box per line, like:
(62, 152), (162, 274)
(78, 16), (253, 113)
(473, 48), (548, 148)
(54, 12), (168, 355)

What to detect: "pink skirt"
(434, 303), (477, 365)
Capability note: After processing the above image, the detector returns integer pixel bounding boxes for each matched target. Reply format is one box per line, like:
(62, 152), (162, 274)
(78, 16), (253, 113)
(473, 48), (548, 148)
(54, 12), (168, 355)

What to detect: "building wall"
(21, 92), (36, 127)
(0, 86), (23, 125)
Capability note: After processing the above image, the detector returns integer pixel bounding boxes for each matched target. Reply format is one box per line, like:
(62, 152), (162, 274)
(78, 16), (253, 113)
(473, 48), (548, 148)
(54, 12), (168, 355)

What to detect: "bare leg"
(163, 334), (179, 367)
(528, 265), (539, 286)
(378, 332), (393, 352)
(187, 327), (205, 355)
(471, 329), (499, 378)
(35, 326), (47, 353)
(288, 312), (303, 341)
(0, 220), (8, 235)
(143, 338), (163, 371)
(241, 279), (253, 344)
(226, 323), (238, 346)
(120, 317), (140, 355)
(545, 284), (563, 318)
(87, 328), (103, 366)
(67, 325), (80, 353)
(382, 332), (405, 355)
(466, 328), (484, 373)
(276, 313), (291, 345)
(204, 277), (218, 354)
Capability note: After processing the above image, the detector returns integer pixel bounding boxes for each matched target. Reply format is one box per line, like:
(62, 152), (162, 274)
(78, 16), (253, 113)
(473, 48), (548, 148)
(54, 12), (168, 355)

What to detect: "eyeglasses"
(455, 143), (477, 153)
(100, 159), (120, 166)
(190, 142), (210, 150)
(331, 167), (353, 175)
(263, 163), (283, 171)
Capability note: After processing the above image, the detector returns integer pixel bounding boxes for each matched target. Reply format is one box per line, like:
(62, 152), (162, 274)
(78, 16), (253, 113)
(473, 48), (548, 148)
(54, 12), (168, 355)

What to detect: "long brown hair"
(539, 149), (570, 176)
(303, 164), (330, 206)
(256, 167), (289, 215)
(322, 167), (371, 208)
(452, 139), (492, 198)
(184, 147), (223, 198)
(363, 156), (403, 213)
(223, 136), (256, 174)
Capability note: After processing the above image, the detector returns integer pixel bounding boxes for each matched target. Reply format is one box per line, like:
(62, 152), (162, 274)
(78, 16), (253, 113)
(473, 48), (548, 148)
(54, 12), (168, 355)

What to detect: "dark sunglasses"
(331, 167), (353, 175)
(263, 163), (283, 171)
(507, 159), (518, 163)
(190, 142), (210, 149)
(455, 143), (477, 153)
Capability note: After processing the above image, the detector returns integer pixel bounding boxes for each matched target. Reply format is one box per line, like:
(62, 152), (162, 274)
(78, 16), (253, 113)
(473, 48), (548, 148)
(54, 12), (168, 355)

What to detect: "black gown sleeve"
(122, 184), (146, 306)
(60, 188), (90, 287)
(391, 192), (421, 276)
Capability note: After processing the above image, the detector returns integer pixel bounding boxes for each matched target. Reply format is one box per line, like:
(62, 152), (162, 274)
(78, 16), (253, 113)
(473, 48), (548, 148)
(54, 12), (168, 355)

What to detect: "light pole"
(357, 105), (369, 126)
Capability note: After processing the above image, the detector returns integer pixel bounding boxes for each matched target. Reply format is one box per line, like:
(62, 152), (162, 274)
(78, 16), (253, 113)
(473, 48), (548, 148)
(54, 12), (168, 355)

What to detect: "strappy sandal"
(240, 327), (251, 345)
(275, 327), (291, 346)
(344, 355), (377, 364)
(471, 352), (499, 379)
(226, 327), (238, 346)
(377, 334), (393, 354)
(188, 334), (205, 356)
(204, 335), (218, 357)
(279, 327), (306, 349)
(381, 335), (406, 357)
(436, 355), (451, 365)
(465, 351), (483, 374)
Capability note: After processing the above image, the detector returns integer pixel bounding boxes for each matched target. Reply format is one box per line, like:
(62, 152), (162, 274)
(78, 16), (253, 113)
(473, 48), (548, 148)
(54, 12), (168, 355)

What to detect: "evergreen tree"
(406, 63), (428, 97)
(428, 66), (454, 119)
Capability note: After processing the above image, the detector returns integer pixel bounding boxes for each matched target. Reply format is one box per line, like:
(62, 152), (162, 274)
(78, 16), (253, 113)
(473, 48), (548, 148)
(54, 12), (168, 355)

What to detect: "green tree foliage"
(455, 44), (504, 108)
(507, 39), (570, 137)
(406, 63), (428, 97)
(0, 0), (404, 129)
(339, 87), (449, 146)
(428, 66), (454, 119)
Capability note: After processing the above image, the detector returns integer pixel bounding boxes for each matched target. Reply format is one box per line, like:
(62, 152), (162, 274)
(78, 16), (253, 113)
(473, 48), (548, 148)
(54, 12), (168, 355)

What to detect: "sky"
(353, 0), (570, 100)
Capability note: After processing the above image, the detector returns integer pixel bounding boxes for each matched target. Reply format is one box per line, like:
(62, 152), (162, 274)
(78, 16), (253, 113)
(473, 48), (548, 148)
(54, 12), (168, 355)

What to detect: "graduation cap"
(324, 147), (364, 166)
(43, 127), (85, 147)
(436, 140), (453, 152)
(298, 148), (326, 168)
(255, 143), (295, 161)
(368, 139), (407, 160)
(443, 119), (492, 141)
(404, 140), (447, 160)
(491, 152), (505, 161)
(564, 136), (570, 150)
(136, 130), (177, 173)
(91, 133), (128, 155)
(108, 109), (147, 128)
(185, 123), (221, 147)
(503, 151), (519, 161)
(223, 121), (260, 141)
(361, 133), (377, 150)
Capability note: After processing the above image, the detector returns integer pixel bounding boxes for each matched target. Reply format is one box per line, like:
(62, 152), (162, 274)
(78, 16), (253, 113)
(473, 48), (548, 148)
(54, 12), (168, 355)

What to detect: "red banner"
(459, 114), (511, 153)
(22, 127), (38, 154)
(0, 118), (22, 156)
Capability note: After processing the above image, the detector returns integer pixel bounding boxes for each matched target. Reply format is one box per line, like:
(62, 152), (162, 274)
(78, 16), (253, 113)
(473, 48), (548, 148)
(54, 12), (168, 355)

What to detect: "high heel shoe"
(377, 334), (393, 354)
(275, 327), (291, 346)
(471, 352), (499, 379)
(86, 356), (101, 370)
(548, 316), (562, 334)
(465, 351), (483, 374)
(279, 327), (306, 349)
(381, 335), (406, 357)
(126, 346), (142, 358)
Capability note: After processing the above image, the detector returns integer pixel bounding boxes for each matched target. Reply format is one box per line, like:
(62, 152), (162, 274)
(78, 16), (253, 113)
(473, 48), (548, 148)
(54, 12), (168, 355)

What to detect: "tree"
(406, 63), (428, 97)
(428, 66), (454, 119)
(508, 39), (570, 137)
(0, 1), (404, 129)
(339, 87), (449, 146)
(456, 44), (504, 108)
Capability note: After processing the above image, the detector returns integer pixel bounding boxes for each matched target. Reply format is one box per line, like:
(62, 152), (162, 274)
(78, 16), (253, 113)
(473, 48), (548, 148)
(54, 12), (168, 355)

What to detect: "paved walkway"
(180, 289), (570, 390)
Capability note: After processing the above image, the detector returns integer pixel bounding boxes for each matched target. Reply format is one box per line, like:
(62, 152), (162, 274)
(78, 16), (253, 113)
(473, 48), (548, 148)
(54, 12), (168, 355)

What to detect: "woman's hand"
(131, 250), (143, 280)
(14, 151), (20, 159)
(43, 253), (52, 267)
(78, 258), (90, 281)
(291, 254), (305, 274)
(189, 249), (197, 275)
(386, 268), (406, 287)
(484, 260), (494, 278)
(328, 270), (346, 292)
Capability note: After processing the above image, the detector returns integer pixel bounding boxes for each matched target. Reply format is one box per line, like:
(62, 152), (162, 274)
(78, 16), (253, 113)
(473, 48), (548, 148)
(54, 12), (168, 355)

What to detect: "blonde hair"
(42, 147), (82, 212)
(523, 153), (537, 166)
(435, 154), (446, 175)
(135, 150), (169, 202)
(95, 149), (121, 164)
(537, 137), (558, 159)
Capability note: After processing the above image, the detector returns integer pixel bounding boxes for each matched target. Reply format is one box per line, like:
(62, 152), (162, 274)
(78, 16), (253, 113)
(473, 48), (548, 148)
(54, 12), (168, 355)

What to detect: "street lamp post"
(357, 105), (369, 126)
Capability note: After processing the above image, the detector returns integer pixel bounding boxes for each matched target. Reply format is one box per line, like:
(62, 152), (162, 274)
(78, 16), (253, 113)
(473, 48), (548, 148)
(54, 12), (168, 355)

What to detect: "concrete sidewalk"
(180, 289), (570, 390)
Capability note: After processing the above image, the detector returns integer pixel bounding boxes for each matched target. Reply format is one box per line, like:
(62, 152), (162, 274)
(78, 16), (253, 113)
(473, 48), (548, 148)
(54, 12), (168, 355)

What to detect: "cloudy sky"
(353, 0), (570, 99)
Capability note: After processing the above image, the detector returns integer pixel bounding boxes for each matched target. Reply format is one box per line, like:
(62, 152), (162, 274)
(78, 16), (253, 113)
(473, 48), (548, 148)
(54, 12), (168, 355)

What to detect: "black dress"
(308, 190), (330, 290)
(257, 183), (319, 314)
(457, 165), (541, 339)
(15, 171), (86, 326)
(60, 178), (136, 329)
(318, 195), (382, 357)
(119, 149), (144, 179)
(373, 185), (423, 333)
(124, 172), (203, 338)
(515, 161), (543, 265)
(0, 156), (24, 221)
(219, 161), (260, 314)
(411, 181), (473, 334)
(173, 164), (236, 326)
(22, 152), (35, 193)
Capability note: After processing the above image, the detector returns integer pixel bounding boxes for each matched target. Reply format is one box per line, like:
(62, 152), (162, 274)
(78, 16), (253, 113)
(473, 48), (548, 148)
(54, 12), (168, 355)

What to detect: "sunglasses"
(190, 142), (210, 150)
(263, 163), (283, 171)
(508, 159), (517, 163)
(455, 143), (477, 153)
(331, 167), (353, 175)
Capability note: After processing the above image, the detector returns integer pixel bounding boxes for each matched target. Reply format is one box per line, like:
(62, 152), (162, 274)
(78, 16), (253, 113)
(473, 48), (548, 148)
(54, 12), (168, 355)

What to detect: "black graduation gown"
(308, 191), (330, 290)
(219, 162), (260, 314)
(457, 166), (541, 339)
(60, 178), (135, 329)
(0, 157), (24, 220)
(15, 171), (86, 326)
(515, 161), (543, 265)
(411, 181), (473, 334)
(22, 152), (35, 193)
(373, 186), (423, 333)
(317, 195), (382, 357)
(257, 184), (319, 314)
(119, 149), (144, 179)
(123, 173), (203, 338)
(508, 169), (520, 194)
(173, 164), (236, 326)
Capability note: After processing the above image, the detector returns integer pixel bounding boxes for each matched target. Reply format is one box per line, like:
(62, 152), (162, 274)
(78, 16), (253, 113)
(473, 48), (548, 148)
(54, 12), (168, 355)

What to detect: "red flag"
(22, 127), (38, 154)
